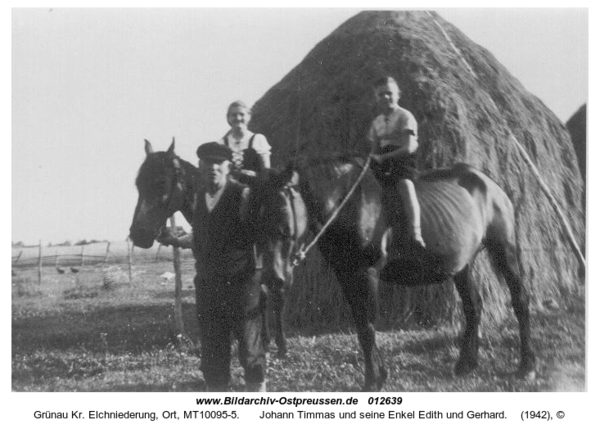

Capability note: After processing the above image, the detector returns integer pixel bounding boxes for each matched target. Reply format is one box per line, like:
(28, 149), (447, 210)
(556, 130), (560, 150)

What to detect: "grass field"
(12, 261), (585, 392)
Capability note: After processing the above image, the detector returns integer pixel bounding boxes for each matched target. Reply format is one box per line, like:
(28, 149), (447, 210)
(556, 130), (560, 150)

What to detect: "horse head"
(249, 163), (309, 292)
(129, 138), (195, 249)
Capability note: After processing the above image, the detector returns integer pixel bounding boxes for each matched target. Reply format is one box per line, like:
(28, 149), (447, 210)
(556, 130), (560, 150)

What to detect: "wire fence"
(12, 239), (583, 271)
(11, 239), (196, 283)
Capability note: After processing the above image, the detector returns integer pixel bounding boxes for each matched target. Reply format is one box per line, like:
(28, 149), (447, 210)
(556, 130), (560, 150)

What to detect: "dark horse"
(249, 156), (536, 391)
(129, 139), (199, 248)
(128, 139), (284, 354)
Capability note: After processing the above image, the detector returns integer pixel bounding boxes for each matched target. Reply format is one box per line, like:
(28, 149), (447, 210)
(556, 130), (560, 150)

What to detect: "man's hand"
(157, 229), (180, 247)
(369, 153), (384, 163)
(157, 229), (194, 249)
(231, 168), (257, 179)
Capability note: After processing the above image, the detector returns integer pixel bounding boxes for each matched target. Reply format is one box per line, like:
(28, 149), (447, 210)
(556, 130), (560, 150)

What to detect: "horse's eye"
(150, 180), (169, 194)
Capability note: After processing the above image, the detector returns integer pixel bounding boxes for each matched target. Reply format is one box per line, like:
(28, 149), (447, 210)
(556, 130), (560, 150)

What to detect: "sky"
(10, 7), (589, 246)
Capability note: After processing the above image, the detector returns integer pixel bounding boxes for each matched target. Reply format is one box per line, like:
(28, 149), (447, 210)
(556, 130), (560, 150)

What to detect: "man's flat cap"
(196, 142), (232, 162)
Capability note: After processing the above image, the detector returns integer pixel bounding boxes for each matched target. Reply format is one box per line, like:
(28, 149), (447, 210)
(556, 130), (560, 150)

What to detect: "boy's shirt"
(368, 106), (418, 150)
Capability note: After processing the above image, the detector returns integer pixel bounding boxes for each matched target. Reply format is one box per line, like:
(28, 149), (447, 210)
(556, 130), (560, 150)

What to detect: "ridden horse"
(128, 139), (282, 354)
(249, 156), (536, 391)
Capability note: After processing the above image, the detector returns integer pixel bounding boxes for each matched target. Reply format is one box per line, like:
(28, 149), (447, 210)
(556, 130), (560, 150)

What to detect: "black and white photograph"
(8, 3), (594, 423)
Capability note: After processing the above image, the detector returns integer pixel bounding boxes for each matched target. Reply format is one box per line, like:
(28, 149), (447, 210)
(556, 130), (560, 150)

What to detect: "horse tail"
(482, 178), (523, 282)
(482, 172), (535, 375)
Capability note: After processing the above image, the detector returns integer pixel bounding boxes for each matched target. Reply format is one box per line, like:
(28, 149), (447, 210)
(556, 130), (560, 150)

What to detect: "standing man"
(159, 142), (266, 392)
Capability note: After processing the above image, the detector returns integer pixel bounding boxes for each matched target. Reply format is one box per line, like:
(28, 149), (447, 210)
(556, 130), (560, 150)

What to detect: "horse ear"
(167, 138), (175, 155)
(287, 170), (300, 187)
(277, 162), (298, 188)
(144, 139), (154, 155)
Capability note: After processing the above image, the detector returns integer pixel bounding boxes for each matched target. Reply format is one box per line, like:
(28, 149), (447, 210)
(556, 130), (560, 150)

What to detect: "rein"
(292, 156), (372, 266)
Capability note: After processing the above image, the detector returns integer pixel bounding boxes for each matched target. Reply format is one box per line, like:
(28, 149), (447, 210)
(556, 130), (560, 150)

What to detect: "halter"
(155, 156), (185, 238)
(292, 155), (372, 266)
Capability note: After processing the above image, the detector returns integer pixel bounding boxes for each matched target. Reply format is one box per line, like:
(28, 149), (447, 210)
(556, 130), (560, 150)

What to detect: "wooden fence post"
(38, 240), (42, 285)
(155, 244), (163, 261)
(170, 216), (186, 339)
(80, 245), (85, 267)
(14, 250), (23, 265)
(103, 241), (111, 265)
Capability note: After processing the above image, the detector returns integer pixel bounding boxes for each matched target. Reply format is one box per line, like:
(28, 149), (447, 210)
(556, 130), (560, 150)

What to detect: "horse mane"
(297, 153), (372, 189)
(277, 152), (379, 227)
(135, 151), (199, 190)
(291, 151), (367, 171)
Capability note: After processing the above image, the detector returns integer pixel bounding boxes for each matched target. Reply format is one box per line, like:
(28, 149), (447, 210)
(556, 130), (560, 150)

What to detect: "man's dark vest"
(192, 180), (254, 279)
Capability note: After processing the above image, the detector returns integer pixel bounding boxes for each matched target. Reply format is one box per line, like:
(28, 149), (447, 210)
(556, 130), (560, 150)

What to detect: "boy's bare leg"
(397, 179), (426, 249)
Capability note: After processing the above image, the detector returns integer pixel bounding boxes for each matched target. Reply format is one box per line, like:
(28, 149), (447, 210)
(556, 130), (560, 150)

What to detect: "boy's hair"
(373, 76), (397, 87)
(373, 76), (401, 95)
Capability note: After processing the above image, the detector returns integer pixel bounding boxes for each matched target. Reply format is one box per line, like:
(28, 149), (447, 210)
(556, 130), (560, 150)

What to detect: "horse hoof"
(246, 381), (267, 392)
(377, 368), (388, 391)
(363, 371), (387, 392)
(454, 359), (478, 376)
(362, 383), (381, 392)
(515, 368), (536, 382)
(381, 367), (388, 383)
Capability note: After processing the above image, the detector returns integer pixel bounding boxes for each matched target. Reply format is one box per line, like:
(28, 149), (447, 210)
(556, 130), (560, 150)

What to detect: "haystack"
(251, 11), (585, 330)
(566, 103), (586, 250)
(567, 104), (586, 182)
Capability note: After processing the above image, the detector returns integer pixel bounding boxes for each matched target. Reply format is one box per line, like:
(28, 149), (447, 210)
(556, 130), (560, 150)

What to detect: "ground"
(12, 262), (585, 392)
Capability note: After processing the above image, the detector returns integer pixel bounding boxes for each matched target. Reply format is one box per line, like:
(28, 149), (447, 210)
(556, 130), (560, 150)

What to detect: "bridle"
(154, 156), (186, 239)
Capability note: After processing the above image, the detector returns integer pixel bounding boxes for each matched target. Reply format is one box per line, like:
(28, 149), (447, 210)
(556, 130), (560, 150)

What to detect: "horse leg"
(262, 279), (287, 358)
(271, 284), (287, 357)
(489, 240), (536, 379)
(260, 283), (271, 353)
(336, 266), (387, 391)
(453, 264), (482, 375)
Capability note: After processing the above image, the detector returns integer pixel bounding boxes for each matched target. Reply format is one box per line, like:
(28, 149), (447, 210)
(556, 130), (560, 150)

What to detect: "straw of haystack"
(250, 11), (585, 330)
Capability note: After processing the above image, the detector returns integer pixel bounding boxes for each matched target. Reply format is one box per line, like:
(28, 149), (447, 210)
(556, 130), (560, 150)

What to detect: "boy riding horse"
(368, 76), (426, 262)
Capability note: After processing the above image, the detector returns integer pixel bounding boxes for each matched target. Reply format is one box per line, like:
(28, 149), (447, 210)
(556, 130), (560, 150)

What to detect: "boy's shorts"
(371, 149), (418, 186)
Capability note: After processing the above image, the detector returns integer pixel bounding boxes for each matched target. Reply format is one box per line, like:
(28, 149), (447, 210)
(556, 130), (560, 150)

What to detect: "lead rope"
(292, 155), (373, 266)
